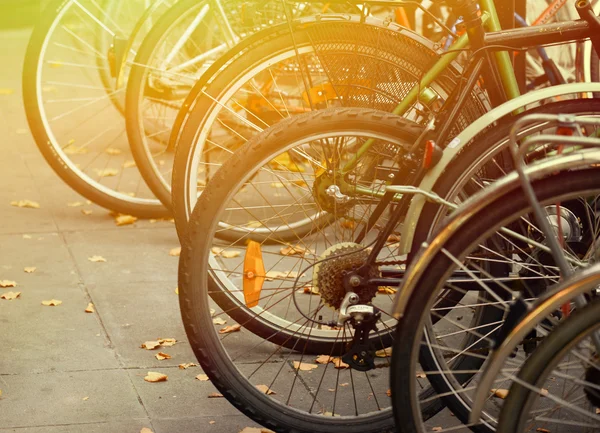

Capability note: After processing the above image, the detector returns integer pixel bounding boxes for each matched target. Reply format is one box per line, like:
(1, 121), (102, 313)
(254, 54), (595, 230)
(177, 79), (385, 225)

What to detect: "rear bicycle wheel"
(179, 108), (431, 432)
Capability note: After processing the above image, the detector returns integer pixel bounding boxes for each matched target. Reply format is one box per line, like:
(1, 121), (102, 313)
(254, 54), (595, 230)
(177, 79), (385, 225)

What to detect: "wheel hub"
(312, 243), (379, 310)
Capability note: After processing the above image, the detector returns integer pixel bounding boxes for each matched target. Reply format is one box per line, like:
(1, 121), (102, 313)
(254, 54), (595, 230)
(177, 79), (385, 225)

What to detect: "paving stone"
(0, 370), (146, 428)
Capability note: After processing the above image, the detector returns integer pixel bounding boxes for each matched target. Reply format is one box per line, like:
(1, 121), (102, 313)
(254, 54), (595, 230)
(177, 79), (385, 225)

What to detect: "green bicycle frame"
(340, 0), (521, 179)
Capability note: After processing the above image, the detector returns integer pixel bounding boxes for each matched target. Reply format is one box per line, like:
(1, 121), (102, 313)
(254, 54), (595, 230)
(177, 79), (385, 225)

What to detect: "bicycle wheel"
(126, 0), (353, 209)
(497, 298), (600, 433)
(392, 167), (600, 433)
(23, 0), (169, 217)
(178, 108), (436, 432)
(170, 15), (489, 239)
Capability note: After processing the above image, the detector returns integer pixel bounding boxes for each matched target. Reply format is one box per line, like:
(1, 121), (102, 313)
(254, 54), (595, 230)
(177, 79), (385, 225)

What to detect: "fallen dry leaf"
(219, 324), (241, 334)
(158, 338), (177, 347)
(0, 280), (17, 288)
(24, 267), (36, 273)
(340, 220), (355, 230)
(386, 389), (392, 397)
(155, 352), (171, 361)
(491, 388), (509, 399)
(88, 256), (106, 263)
(174, 287), (179, 295)
(535, 428), (550, 433)
(85, 303), (94, 313)
(178, 363), (197, 369)
(22, 234), (32, 239)
(332, 358), (349, 369)
(247, 221), (262, 228)
(81, 209), (92, 216)
(41, 299), (62, 306)
(339, 383), (349, 387)
(67, 201), (84, 207)
(211, 247), (241, 258)
(303, 285), (319, 295)
(416, 371), (426, 379)
(105, 148), (122, 155)
(280, 245), (311, 256)
(195, 374), (209, 381)
(82, 396), (89, 401)
(378, 286), (397, 295)
(212, 317), (227, 326)
(375, 347), (392, 358)
(11, 200), (40, 209)
(141, 341), (161, 350)
(123, 160), (136, 169)
(387, 234), (401, 243)
(270, 182), (284, 188)
(140, 428), (153, 433)
(315, 355), (332, 364)
(540, 388), (549, 397)
(239, 427), (275, 433)
(114, 214), (137, 226)
(208, 392), (223, 398)
(144, 372), (167, 383)
(256, 385), (276, 395)
(169, 247), (181, 257)
(209, 421), (215, 425)
(64, 145), (88, 155)
(94, 168), (118, 177)
(293, 361), (318, 371)
(0, 88), (14, 95)
(432, 427), (442, 432)
(1, 291), (20, 300)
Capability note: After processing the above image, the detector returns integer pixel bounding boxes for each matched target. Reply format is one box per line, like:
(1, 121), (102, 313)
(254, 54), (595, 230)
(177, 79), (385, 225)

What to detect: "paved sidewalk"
(0, 27), (263, 433)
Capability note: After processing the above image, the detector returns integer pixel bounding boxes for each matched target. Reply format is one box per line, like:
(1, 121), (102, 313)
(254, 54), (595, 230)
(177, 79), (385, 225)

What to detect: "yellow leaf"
(178, 363), (197, 369)
(94, 168), (118, 178)
(315, 355), (332, 364)
(82, 396), (89, 401)
(432, 427), (442, 432)
(239, 428), (276, 433)
(0, 280), (17, 288)
(340, 220), (355, 230)
(48, 61), (63, 68)
(158, 338), (177, 347)
(195, 374), (209, 381)
(105, 148), (122, 155)
(41, 299), (62, 306)
(491, 388), (509, 399)
(219, 324), (241, 334)
(24, 267), (36, 273)
(11, 200), (40, 209)
(255, 384), (276, 395)
(88, 255), (106, 263)
(67, 202), (84, 207)
(85, 303), (94, 313)
(270, 182), (284, 188)
(280, 245), (311, 256)
(141, 341), (161, 350)
(378, 287), (397, 294)
(247, 221), (262, 228)
(212, 317), (227, 326)
(209, 421), (215, 425)
(123, 160), (136, 169)
(140, 428), (154, 433)
(292, 361), (318, 371)
(81, 209), (92, 216)
(144, 372), (167, 383)
(222, 250), (241, 258)
(155, 352), (171, 360)
(208, 392), (223, 398)
(535, 428), (550, 433)
(332, 358), (349, 369)
(174, 287), (179, 295)
(22, 234), (32, 239)
(169, 247), (181, 257)
(416, 371), (426, 379)
(1, 291), (20, 300)
(0, 88), (14, 95)
(375, 347), (392, 357)
(114, 214), (137, 226)
(64, 145), (88, 155)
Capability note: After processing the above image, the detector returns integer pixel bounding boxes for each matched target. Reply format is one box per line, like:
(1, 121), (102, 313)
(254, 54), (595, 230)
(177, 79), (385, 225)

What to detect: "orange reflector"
(556, 126), (574, 136)
(422, 140), (436, 169)
(243, 241), (265, 308)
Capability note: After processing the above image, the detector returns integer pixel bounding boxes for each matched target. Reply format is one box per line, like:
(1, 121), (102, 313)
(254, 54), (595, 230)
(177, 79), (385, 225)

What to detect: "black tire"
(179, 108), (434, 433)
(497, 298), (600, 433)
(23, 0), (170, 218)
(392, 168), (600, 433)
(171, 16), (489, 240)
